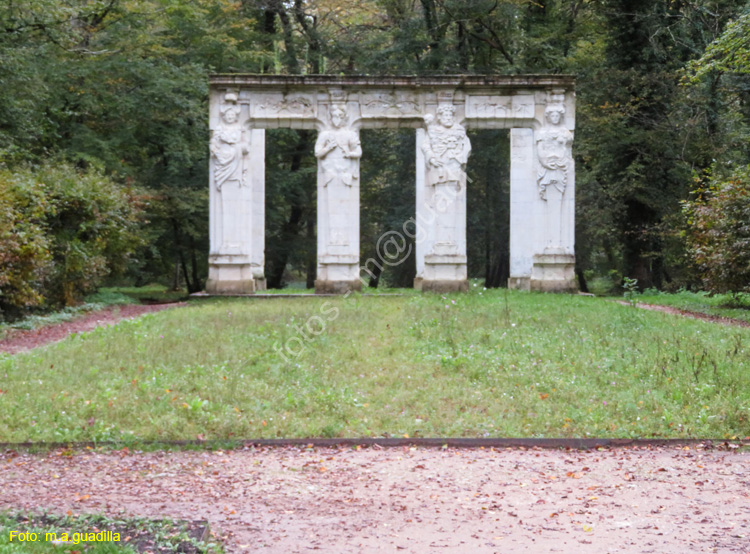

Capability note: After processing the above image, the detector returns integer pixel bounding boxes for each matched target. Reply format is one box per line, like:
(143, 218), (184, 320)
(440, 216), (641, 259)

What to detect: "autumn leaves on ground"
(1, 289), (749, 443)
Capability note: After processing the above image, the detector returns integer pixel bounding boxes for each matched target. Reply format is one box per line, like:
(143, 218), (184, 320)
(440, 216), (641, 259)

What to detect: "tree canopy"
(1, 0), (750, 311)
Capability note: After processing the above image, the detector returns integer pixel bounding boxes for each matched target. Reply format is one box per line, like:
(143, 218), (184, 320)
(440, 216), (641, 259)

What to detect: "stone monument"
(206, 75), (577, 294)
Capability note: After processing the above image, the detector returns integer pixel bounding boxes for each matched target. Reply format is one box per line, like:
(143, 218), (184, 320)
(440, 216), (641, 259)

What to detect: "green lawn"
(634, 289), (750, 324)
(1, 289), (749, 441)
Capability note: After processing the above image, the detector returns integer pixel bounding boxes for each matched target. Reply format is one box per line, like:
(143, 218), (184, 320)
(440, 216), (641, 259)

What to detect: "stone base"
(206, 262), (261, 294)
(421, 279), (469, 293)
(253, 277), (267, 292)
(507, 276), (531, 291)
(421, 254), (467, 293)
(205, 278), (259, 294)
(530, 252), (577, 293)
(314, 279), (363, 294)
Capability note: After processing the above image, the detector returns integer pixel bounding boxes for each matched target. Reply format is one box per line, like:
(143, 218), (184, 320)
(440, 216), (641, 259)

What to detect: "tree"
(683, 165), (750, 296)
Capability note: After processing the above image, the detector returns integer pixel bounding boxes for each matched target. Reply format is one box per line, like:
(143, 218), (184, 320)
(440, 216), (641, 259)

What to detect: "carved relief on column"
(529, 90), (577, 292)
(421, 94), (471, 257)
(314, 90), (362, 293)
(536, 93), (574, 201)
(210, 92), (250, 256)
(314, 92), (362, 249)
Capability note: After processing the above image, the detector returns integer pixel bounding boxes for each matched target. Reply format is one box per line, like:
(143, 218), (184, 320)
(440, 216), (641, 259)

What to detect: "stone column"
(249, 129), (266, 290)
(414, 128), (426, 290)
(508, 128), (535, 291)
(529, 93), (576, 292)
(414, 104), (470, 292)
(206, 93), (265, 294)
(314, 101), (362, 294)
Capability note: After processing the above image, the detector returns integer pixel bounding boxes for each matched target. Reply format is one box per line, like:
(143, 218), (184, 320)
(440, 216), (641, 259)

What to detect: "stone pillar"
(206, 93), (265, 294)
(508, 128), (535, 291)
(414, 104), (470, 292)
(250, 129), (266, 290)
(529, 92), (576, 292)
(314, 101), (362, 294)
(414, 128), (426, 291)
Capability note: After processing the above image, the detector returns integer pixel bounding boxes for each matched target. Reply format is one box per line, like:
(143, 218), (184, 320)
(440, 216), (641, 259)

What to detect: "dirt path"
(1, 445), (748, 553)
(617, 300), (750, 328)
(1, 303), (749, 552)
(0, 303), (186, 355)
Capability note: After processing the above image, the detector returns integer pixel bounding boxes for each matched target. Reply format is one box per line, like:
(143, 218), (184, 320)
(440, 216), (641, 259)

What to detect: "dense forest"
(1, 0), (749, 316)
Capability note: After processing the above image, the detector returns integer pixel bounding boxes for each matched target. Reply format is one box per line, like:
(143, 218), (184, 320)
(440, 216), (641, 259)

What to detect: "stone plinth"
(206, 257), (260, 294)
(530, 251), (576, 292)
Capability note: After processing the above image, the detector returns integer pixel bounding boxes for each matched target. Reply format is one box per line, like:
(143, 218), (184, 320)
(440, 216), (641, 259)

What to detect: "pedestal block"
(315, 255), (362, 293)
(421, 253), (469, 292)
(206, 256), (262, 294)
(530, 251), (576, 292)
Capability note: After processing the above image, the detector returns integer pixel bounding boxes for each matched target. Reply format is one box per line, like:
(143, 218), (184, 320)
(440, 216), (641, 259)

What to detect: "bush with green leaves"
(0, 161), (143, 317)
(0, 186), (50, 312)
(683, 166), (750, 297)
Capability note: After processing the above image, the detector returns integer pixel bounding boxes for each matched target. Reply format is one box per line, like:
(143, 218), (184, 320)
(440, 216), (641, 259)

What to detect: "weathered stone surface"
(206, 262), (259, 294)
(530, 252), (577, 293)
(421, 279), (470, 293)
(207, 75), (577, 294)
(314, 280), (363, 294)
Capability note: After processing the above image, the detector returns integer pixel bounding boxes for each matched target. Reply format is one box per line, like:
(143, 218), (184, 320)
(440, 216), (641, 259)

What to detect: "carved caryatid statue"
(210, 92), (249, 255)
(536, 103), (573, 200)
(422, 105), (471, 190)
(314, 104), (362, 189)
(422, 104), (471, 255)
(315, 103), (362, 248)
(211, 93), (248, 190)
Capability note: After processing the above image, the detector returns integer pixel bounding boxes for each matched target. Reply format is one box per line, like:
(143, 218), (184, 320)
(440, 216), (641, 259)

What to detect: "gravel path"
(2, 303), (749, 552)
(1, 445), (748, 553)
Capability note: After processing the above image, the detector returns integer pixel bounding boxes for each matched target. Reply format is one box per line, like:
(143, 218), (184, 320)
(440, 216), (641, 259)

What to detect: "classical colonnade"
(206, 75), (576, 294)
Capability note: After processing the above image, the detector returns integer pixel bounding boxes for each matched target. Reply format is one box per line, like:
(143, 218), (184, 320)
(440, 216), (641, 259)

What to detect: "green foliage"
(0, 185), (50, 310)
(1, 0), (750, 293)
(0, 162), (142, 316)
(683, 165), (750, 295)
(687, 11), (750, 78)
(0, 511), (222, 553)
(622, 277), (639, 306)
(360, 129), (416, 288)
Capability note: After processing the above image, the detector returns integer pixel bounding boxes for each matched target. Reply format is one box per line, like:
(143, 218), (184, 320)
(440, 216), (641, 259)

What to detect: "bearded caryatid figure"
(210, 92), (249, 254)
(422, 104), (471, 254)
(423, 105), (471, 190)
(536, 103), (573, 201)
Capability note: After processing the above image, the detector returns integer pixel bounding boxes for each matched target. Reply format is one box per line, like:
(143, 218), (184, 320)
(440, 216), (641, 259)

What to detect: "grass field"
(1, 289), (749, 442)
(635, 289), (750, 324)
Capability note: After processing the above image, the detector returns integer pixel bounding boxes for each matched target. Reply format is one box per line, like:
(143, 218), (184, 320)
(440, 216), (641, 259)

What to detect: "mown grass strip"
(1, 289), (749, 441)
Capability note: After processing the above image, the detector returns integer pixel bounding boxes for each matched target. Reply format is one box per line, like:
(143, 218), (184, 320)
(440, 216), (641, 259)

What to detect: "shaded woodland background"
(1, 0), (750, 315)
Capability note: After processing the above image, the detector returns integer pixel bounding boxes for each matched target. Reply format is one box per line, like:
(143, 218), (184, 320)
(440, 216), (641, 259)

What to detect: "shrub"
(683, 166), (750, 297)
(0, 187), (50, 315)
(0, 161), (144, 317)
